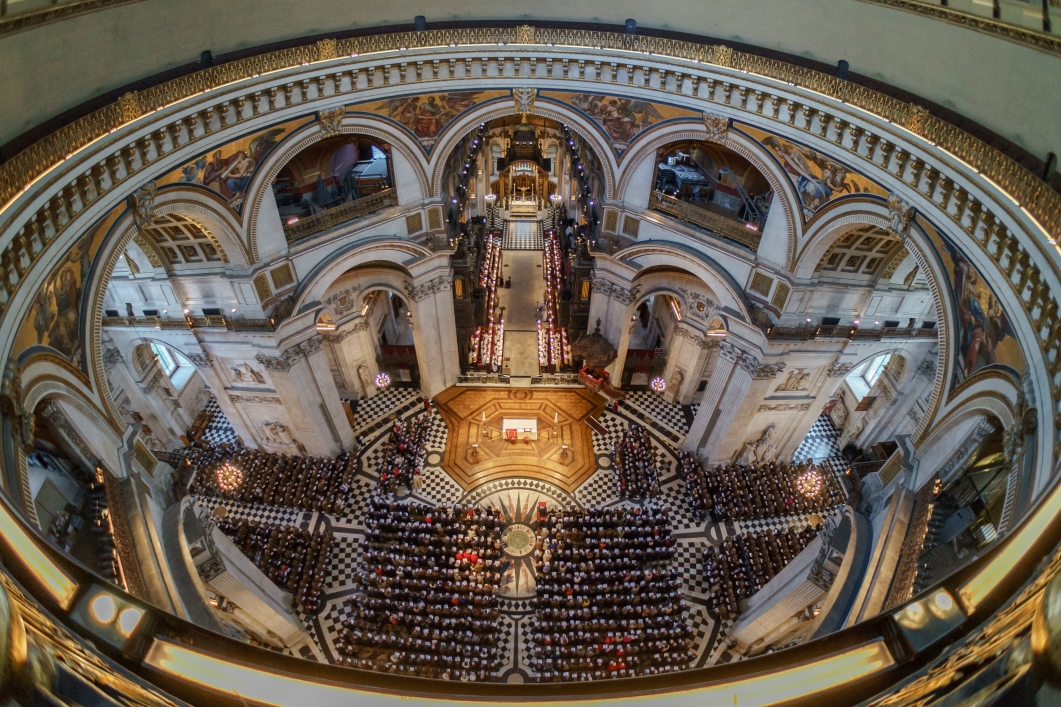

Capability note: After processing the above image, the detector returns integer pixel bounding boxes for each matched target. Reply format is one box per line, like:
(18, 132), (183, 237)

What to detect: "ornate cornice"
(403, 276), (452, 303)
(593, 278), (641, 306)
(827, 358), (857, 378)
(754, 361), (787, 380)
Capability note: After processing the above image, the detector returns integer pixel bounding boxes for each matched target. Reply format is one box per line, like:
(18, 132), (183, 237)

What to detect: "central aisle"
(498, 249), (543, 378)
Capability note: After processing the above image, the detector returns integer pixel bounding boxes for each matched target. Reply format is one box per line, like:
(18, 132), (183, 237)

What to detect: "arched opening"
(912, 418), (1006, 595)
(272, 135), (393, 224)
(652, 139), (774, 235)
(622, 294), (680, 388)
(368, 290), (418, 388)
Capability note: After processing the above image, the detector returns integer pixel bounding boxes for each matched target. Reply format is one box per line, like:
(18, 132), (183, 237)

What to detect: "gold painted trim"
(857, 0), (1061, 57)
(0, 0), (146, 37)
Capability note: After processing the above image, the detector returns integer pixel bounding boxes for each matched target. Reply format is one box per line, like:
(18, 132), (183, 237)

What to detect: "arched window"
(151, 343), (178, 376)
(862, 354), (891, 387)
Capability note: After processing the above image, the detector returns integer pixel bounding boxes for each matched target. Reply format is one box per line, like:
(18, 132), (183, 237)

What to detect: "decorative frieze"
(403, 276), (452, 302)
(758, 402), (813, 412)
(229, 394), (282, 405)
(593, 278), (641, 306)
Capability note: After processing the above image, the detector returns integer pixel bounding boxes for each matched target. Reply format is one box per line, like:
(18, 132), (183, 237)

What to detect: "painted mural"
(739, 124), (886, 215)
(156, 116), (314, 212)
(917, 215), (1026, 387)
(544, 92), (699, 148)
(358, 91), (508, 143)
(15, 207), (122, 370)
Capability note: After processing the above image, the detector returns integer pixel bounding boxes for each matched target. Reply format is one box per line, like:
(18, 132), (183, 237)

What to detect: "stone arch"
(428, 98), (618, 201)
(291, 237), (429, 314)
(149, 187), (252, 267)
(912, 390), (1017, 493)
(792, 199), (892, 280)
(319, 267), (415, 328)
(243, 115), (431, 262)
(615, 241), (752, 322)
(614, 121), (801, 265)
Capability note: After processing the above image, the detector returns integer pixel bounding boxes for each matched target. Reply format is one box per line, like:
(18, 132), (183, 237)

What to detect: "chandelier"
(375, 372), (392, 388)
(796, 467), (822, 497)
(650, 376), (667, 393)
(216, 462), (244, 492)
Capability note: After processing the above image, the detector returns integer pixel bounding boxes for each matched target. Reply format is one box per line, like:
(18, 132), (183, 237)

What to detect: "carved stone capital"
(702, 112), (729, 145)
(255, 353), (292, 372)
(404, 275), (451, 302)
(102, 346), (123, 367)
(753, 361), (787, 380)
(718, 340), (742, 363)
(827, 358), (856, 378)
(737, 352), (761, 375)
(593, 278), (640, 306)
(187, 352), (213, 369)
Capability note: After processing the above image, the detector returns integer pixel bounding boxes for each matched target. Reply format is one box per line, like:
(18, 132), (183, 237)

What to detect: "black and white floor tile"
(192, 385), (843, 673)
(199, 396), (239, 445)
(793, 414), (843, 463)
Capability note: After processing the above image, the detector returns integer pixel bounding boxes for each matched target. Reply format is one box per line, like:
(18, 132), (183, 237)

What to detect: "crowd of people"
(685, 458), (844, 522)
(215, 517), (334, 614)
(376, 415), (430, 494)
(334, 498), (504, 681)
(613, 425), (661, 498)
(188, 443), (356, 513)
(529, 507), (694, 681)
(702, 526), (819, 621)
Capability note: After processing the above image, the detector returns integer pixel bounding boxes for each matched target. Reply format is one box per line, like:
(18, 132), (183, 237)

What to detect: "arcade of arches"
(0, 15), (1059, 707)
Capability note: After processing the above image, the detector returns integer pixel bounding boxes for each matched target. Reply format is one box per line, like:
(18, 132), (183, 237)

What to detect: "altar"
(502, 418), (538, 441)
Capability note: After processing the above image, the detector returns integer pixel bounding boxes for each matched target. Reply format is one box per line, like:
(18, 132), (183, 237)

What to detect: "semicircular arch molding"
(244, 116), (431, 263)
(616, 241), (752, 322)
(291, 237), (429, 314)
(150, 187), (252, 267)
(791, 199), (891, 280)
(427, 99), (618, 201)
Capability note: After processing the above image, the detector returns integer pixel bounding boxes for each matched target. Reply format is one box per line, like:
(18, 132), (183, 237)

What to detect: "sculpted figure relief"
(231, 363), (266, 385)
(735, 424), (778, 466)
(775, 369), (810, 392)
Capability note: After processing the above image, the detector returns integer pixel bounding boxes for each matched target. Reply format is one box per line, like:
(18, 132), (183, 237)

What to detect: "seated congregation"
(529, 507), (694, 681)
(334, 498), (505, 681)
(612, 425), (661, 499)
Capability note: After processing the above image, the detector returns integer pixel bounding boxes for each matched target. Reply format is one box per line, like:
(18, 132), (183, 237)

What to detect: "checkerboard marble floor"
(793, 414), (843, 462)
(187, 386), (844, 673)
(199, 396), (238, 445)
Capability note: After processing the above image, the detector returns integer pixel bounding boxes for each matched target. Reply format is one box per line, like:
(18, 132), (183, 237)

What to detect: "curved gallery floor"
(192, 386), (844, 679)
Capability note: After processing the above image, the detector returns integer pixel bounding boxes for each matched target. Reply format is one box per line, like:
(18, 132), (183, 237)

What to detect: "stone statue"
(830, 395), (849, 427)
(775, 369), (810, 392)
(230, 363), (265, 385)
(261, 421), (294, 446)
(735, 424), (777, 466)
(357, 364), (374, 392)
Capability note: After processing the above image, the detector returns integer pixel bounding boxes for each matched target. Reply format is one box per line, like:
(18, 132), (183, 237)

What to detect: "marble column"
(405, 274), (460, 396)
(256, 343), (343, 457)
(186, 353), (256, 447)
(701, 350), (760, 463)
(662, 322), (708, 404)
(325, 316), (379, 399)
(714, 361), (788, 462)
(682, 340), (741, 453)
(586, 277), (639, 378)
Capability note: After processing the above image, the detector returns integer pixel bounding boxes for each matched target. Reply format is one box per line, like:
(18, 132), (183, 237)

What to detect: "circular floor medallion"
(426, 452), (442, 466)
(501, 523), (535, 557)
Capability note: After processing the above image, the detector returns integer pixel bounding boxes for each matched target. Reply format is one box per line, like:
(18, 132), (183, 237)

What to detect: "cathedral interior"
(0, 3), (1059, 706)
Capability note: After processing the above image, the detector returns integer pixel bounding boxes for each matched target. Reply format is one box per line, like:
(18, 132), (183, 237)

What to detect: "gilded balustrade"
(281, 188), (398, 242)
(0, 25), (1058, 453)
(649, 191), (761, 251)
